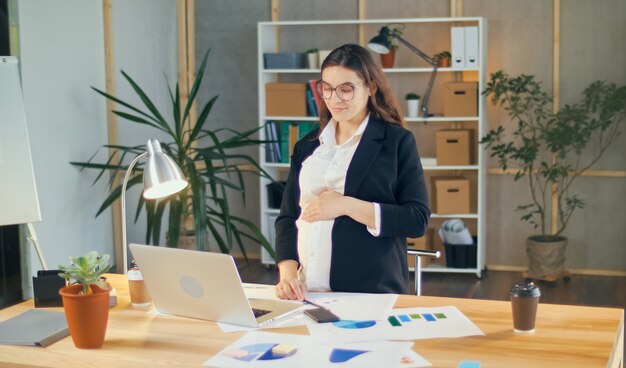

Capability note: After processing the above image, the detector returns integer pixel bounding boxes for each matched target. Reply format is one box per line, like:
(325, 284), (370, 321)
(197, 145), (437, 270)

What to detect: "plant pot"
(407, 99), (419, 117)
(380, 49), (396, 68)
(59, 284), (110, 349)
(526, 236), (567, 278)
(437, 58), (451, 67)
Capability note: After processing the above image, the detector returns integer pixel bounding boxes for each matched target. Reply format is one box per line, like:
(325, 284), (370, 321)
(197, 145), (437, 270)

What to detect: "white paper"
(307, 306), (484, 343)
(217, 286), (397, 333)
(204, 331), (415, 368)
(439, 219), (473, 245)
(305, 292), (397, 321)
(397, 349), (432, 368)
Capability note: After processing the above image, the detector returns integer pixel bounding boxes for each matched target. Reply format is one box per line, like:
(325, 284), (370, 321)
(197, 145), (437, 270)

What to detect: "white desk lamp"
(120, 138), (188, 274)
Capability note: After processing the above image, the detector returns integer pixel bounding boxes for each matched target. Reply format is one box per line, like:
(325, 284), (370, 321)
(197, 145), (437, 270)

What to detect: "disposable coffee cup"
(128, 269), (151, 307)
(510, 281), (540, 333)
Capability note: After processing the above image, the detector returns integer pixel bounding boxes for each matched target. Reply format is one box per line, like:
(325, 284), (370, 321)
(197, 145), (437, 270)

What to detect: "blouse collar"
(319, 114), (370, 147)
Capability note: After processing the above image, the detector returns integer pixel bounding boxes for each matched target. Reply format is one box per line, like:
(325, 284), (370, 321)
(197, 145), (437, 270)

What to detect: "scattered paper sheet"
(307, 306), (484, 343)
(203, 331), (421, 368)
(305, 292), (398, 321)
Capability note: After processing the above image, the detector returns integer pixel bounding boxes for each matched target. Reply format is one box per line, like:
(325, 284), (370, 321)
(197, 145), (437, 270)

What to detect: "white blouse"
(296, 115), (381, 291)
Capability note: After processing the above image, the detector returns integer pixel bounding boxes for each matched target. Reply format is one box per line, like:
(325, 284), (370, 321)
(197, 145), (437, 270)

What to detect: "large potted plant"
(58, 251), (112, 349)
(71, 50), (274, 259)
(480, 71), (626, 280)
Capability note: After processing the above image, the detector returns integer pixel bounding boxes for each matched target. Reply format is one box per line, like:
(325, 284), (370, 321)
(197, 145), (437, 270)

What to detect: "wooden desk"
(0, 274), (622, 367)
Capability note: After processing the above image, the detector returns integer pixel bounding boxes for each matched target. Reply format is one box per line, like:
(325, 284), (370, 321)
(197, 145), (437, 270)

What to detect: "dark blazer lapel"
(344, 117), (386, 197)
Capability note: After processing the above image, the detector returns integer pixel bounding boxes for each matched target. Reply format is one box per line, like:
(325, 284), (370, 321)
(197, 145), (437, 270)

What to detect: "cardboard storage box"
(435, 129), (473, 165)
(431, 177), (471, 214)
(265, 83), (307, 116)
(443, 82), (478, 117)
(407, 228), (434, 268)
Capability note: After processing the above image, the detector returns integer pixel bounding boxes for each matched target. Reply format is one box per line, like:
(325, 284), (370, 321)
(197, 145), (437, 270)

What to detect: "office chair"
(407, 249), (440, 296)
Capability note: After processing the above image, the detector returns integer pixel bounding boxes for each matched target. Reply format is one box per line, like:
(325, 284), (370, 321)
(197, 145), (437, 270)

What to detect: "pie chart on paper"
(332, 320), (377, 329)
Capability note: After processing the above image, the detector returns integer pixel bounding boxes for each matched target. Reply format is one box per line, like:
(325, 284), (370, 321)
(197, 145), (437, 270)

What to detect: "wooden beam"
(358, 0), (366, 46)
(487, 264), (626, 277)
(102, 0), (123, 272)
(186, 0), (196, 133)
(177, 0), (190, 139)
(487, 168), (626, 178)
(450, 0), (464, 17)
(551, 0), (561, 235)
(271, 0), (279, 52)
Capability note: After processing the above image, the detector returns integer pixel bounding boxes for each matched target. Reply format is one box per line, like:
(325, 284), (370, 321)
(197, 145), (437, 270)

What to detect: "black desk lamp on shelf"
(368, 25), (439, 118)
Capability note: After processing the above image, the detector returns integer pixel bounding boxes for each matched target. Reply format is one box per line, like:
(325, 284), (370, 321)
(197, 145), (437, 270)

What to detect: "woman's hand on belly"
(301, 190), (345, 222)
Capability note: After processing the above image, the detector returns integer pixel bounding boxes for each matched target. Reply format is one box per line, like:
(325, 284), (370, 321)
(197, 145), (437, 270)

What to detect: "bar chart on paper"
(307, 306), (485, 343)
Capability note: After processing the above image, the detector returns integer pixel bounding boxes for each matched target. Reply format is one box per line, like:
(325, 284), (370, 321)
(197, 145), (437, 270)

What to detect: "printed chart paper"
(304, 292), (397, 321)
(307, 306), (484, 343)
(204, 331), (419, 368)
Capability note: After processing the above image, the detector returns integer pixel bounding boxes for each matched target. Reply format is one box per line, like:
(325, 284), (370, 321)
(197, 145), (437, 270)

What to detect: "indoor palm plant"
(480, 70), (626, 278)
(71, 50), (274, 259)
(58, 251), (112, 349)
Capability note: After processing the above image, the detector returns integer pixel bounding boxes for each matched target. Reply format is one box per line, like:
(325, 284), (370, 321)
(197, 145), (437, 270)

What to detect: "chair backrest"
(407, 249), (440, 296)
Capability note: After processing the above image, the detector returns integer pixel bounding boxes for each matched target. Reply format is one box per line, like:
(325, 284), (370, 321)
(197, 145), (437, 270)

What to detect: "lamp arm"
(391, 34), (438, 117)
(420, 65), (438, 117)
(121, 152), (147, 275)
(391, 34), (437, 66)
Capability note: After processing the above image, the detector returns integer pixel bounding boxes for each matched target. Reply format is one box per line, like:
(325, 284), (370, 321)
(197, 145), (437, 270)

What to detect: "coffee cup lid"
(510, 282), (541, 297)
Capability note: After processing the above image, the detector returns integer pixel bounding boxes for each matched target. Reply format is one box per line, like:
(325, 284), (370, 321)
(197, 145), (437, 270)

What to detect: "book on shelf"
(305, 87), (318, 117)
(308, 80), (321, 113)
(264, 121), (281, 163)
(279, 122), (291, 164)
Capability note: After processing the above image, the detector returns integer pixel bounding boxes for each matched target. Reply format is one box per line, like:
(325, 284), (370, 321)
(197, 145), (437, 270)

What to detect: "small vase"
(407, 99), (419, 117)
(437, 58), (451, 68)
(380, 49), (396, 68)
(307, 53), (318, 69)
(59, 284), (110, 349)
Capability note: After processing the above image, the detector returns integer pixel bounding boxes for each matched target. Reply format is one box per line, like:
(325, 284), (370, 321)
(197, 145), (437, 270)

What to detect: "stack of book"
(265, 121), (317, 164)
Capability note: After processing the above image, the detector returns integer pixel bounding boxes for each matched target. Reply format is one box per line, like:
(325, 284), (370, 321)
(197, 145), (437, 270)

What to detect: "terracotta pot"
(59, 283), (110, 349)
(526, 236), (567, 278)
(437, 58), (451, 67)
(380, 49), (396, 68)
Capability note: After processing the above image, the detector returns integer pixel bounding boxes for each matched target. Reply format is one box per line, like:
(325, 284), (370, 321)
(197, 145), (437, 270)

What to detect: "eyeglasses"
(316, 80), (365, 101)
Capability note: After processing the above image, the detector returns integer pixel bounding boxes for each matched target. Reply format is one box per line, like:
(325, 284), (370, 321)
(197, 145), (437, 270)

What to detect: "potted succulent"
(71, 50), (274, 259)
(58, 251), (112, 349)
(405, 92), (420, 118)
(306, 48), (319, 69)
(434, 51), (451, 67)
(480, 70), (626, 280)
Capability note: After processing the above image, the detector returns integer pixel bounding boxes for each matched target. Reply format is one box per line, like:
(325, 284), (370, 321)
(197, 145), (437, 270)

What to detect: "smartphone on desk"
(304, 307), (340, 323)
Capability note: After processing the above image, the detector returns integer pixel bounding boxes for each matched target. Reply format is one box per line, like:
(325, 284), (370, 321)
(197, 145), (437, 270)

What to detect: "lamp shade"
(142, 139), (188, 199)
(367, 26), (392, 54)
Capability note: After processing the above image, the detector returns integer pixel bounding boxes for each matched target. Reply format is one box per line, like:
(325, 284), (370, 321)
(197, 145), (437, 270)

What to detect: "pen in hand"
(303, 299), (329, 310)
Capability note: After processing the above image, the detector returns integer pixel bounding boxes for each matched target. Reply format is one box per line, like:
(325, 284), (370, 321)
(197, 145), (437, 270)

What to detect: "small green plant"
(405, 92), (420, 100)
(387, 27), (403, 50)
(59, 251), (112, 295)
(306, 48), (318, 54)
(434, 51), (451, 60)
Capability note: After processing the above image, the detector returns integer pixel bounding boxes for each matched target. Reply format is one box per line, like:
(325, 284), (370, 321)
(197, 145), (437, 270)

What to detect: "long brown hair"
(318, 43), (406, 132)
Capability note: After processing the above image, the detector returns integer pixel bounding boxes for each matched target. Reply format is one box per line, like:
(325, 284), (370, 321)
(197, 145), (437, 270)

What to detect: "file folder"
(451, 27), (465, 69)
(464, 26), (479, 68)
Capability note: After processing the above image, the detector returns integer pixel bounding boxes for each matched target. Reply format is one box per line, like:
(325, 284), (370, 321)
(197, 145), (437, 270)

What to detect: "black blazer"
(275, 116), (430, 294)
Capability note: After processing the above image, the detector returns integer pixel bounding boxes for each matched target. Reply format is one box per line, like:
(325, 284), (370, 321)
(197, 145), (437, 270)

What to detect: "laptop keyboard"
(252, 307), (271, 318)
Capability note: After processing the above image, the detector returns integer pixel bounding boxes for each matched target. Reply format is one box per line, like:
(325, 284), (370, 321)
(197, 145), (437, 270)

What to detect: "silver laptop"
(129, 243), (303, 327)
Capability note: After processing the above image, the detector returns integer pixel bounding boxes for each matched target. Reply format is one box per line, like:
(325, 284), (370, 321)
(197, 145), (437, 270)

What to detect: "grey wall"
(17, 0), (113, 280)
(15, 0), (177, 281)
(194, 0), (626, 271)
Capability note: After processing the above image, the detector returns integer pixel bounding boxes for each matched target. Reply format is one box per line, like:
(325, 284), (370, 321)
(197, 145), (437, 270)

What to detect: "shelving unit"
(258, 17), (487, 277)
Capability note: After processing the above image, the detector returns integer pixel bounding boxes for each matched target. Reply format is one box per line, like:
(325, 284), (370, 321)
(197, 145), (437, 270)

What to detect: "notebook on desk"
(129, 244), (303, 327)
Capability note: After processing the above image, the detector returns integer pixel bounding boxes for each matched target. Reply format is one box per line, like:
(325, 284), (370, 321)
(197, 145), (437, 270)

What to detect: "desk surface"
(0, 274), (622, 368)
